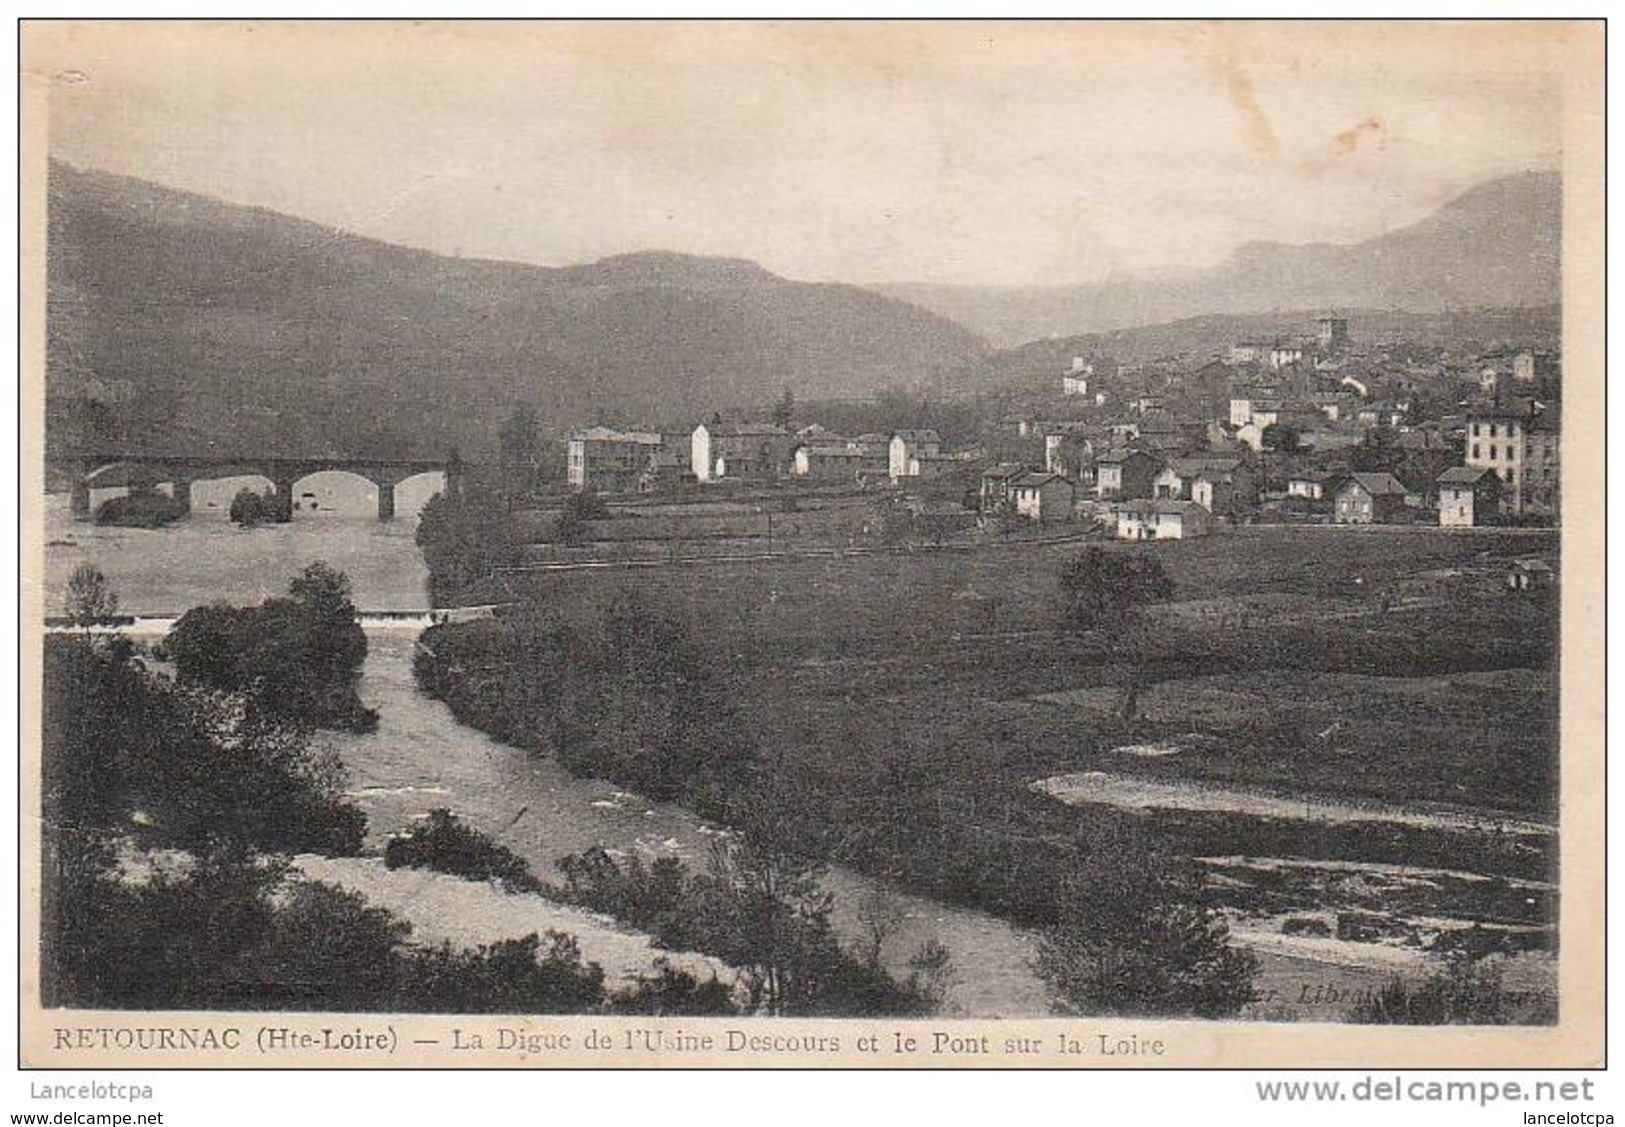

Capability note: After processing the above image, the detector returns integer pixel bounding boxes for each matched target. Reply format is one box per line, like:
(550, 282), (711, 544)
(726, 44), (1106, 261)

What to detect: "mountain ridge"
(879, 171), (1561, 348)
(45, 161), (990, 460)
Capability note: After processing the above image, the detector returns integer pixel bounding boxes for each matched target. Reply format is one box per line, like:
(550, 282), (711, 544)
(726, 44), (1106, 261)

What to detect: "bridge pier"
(377, 481), (396, 522)
(444, 449), (465, 504)
(271, 477), (296, 523)
(70, 478), (92, 521)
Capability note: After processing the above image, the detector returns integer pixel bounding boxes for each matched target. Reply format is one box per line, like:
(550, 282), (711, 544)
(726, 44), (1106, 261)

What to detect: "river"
(40, 498), (1404, 1020)
(325, 630), (1048, 1017)
(40, 498), (1047, 1016)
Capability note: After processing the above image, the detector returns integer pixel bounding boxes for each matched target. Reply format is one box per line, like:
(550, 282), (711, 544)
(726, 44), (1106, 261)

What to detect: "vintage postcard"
(18, 19), (1604, 1069)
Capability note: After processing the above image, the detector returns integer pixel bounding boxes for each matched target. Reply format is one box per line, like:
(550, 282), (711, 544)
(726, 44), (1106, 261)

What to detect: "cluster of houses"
(565, 316), (1560, 542)
(567, 420), (980, 494)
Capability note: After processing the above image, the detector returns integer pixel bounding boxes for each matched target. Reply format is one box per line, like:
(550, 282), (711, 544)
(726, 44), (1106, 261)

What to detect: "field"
(423, 522), (1561, 987)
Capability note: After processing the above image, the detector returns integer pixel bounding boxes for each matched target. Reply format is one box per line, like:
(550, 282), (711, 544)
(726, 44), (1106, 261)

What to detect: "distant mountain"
(880, 172), (1562, 348)
(45, 163), (990, 460)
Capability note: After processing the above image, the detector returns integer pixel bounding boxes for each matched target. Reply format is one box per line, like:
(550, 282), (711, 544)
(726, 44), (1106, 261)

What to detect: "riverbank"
(42, 508), (1549, 1021)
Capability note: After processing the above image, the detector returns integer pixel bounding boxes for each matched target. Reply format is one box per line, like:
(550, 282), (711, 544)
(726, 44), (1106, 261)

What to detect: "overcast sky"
(32, 20), (1572, 287)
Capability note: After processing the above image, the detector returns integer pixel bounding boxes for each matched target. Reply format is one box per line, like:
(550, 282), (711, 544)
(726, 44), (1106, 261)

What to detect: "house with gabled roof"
(1095, 448), (1162, 500)
(1333, 472), (1415, 524)
(692, 421), (794, 483)
(888, 429), (944, 479)
(1008, 471), (1075, 523)
(979, 463), (1030, 508)
(1437, 465), (1503, 528)
(1113, 499), (1214, 540)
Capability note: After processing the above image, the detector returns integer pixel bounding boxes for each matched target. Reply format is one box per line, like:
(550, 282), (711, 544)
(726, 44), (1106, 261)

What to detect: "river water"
(40, 499), (1399, 1019)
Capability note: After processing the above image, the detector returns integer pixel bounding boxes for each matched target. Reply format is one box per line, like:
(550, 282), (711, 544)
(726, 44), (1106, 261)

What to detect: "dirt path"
(1034, 771), (1554, 837)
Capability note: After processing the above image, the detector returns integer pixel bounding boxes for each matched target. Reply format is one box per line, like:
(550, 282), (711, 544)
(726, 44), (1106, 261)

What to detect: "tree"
(397, 930), (607, 1014)
(1058, 548), (1176, 721)
(44, 635), (367, 857)
(1058, 547), (1175, 632)
(289, 560), (357, 625)
(229, 487), (267, 526)
(415, 486), (516, 607)
(1351, 424), (1403, 475)
(498, 403), (542, 497)
(554, 489), (608, 546)
(1260, 423), (1301, 455)
(167, 563), (373, 732)
(771, 387), (795, 429)
(690, 826), (840, 1015)
(65, 563), (118, 626)
(611, 959), (738, 1016)
(1036, 828), (1258, 1018)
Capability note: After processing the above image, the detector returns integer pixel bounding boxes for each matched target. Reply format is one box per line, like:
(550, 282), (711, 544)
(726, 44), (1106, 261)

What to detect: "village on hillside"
(563, 315), (1560, 546)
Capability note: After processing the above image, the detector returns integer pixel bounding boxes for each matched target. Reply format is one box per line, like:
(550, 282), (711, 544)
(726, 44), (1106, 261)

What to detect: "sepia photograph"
(16, 17), (1605, 1074)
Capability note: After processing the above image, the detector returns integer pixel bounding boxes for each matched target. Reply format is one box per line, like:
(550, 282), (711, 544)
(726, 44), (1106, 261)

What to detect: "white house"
(888, 429), (943, 479)
(691, 421), (791, 483)
(1268, 342), (1306, 370)
(1437, 465), (1503, 528)
(1008, 472), (1075, 523)
(1287, 474), (1327, 500)
(1062, 356), (1092, 397)
(1113, 499), (1214, 540)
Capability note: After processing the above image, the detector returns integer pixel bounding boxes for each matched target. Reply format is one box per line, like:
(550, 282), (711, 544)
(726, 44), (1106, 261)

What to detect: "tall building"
(1316, 316), (1350, 351)
(1464, 405), (1560, 517)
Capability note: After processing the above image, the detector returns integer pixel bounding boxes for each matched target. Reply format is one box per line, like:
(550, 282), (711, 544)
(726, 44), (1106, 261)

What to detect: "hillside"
(45, 163), (990, 459)
(882, 172), (1562, 348)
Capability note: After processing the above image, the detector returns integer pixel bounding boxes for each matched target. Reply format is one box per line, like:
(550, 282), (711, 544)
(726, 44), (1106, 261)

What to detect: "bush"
(43, 635), (367, 857)
(384, 809), (539, 891)
(95, 491), (185, 528)
(1035, 829), (1258, 1018)
(397, 931), (607, 1014)
(230, 487), (293, 526)
(40, 836), (608, 1014)
(610, 959), (739, 1015)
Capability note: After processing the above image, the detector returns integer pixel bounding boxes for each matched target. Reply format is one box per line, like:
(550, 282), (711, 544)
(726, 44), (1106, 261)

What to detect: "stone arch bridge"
(53, 452), (465, 522)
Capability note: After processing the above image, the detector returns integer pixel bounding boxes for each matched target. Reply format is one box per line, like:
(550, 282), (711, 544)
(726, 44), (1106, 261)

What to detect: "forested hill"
(46, 162), (990, 459)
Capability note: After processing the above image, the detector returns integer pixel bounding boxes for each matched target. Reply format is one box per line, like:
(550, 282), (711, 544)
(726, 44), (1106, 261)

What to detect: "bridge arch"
(82, 461), (142, 488)
(188, 474), (276, 519)
(60, 453), (460, 523)
(286, 469), (386, 518)
(392, 471), (447, 518)
(78, 462), (203, 516)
